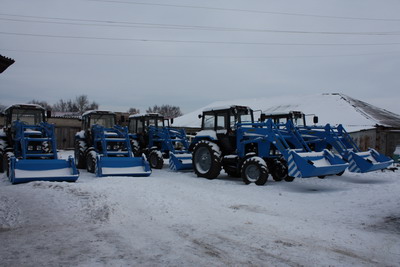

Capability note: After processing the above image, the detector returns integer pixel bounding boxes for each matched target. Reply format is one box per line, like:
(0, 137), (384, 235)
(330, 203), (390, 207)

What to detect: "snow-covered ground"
(1, 151), (399, 266)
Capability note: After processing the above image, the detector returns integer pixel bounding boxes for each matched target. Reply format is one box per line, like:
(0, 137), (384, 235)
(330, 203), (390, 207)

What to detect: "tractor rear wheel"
(193, 140), (221, 179)
(241, 156), (268, 186)
(149, 150), (163, 169)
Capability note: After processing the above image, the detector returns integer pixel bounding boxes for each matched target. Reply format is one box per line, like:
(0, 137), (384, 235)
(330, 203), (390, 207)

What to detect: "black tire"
(192, 140), (221, 179)
(4, 152), (14, 179)
(74, 140), (87, 169)
(149, 150), (164, 169)
(86, 150), (97, 173)
(269, 160), (288, 182)
(131, 139), (141, 157)
(42, 141), (50, 154)
(223, 166), (241, 178)
(336, 170), (345, 176)
(284, 176), (295, 182)
(318, 175), (326, 179)
(0, 150), (4, 173)
(241, 156), (268, 186)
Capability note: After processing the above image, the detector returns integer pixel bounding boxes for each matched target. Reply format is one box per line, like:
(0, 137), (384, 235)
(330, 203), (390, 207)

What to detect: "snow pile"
(0, 151), (399, 266)
(173, 93), (400, 132)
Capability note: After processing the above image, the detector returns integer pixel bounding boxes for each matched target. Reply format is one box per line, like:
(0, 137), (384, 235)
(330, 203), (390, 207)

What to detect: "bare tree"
(52, 95), (98, 113)
(29, 100), (52, 111)
(0, 104), (6, 113)
(53, 99), (68, 112)
(128, 108), (140, 114)
(146, 105), (182, 118)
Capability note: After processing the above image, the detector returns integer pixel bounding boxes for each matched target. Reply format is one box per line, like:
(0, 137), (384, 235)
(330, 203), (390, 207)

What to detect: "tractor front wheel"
(75, 140), (87, 169)
(86, 150), (97, 173)
(270, 160), (288, 182)
(0, 150), (4, 173)
(193, 140), (221, 179)
(241, 157), (268, 186)
(149, 150), (164, 169)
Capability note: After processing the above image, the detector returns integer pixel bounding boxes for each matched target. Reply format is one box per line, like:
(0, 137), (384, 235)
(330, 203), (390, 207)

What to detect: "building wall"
(349, 127), (400, 158)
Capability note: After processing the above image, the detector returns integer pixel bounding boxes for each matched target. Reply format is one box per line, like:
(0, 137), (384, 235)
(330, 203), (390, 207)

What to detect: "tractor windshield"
(90, 114), (115, 128)
(291, 113), (305, 127)
(11, 108), (44, 125)
(147, 117), (164, 127)
(230, 108), (253, 128)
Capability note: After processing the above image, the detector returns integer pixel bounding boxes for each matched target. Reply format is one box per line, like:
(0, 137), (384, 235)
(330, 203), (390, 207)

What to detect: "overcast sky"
(1, 0), (400, 114)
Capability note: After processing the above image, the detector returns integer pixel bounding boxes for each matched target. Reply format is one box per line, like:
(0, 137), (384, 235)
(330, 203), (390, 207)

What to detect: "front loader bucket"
(287, 150), (348, 178)
(96, 155), (151, 177)
(9, 156), (79, 184)
(169, 152), (193, 171)
(347, 149), (393, 173)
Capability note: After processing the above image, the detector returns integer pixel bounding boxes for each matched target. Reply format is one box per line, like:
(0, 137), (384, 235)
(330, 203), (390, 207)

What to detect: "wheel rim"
(245, 164), (260, 182)
(195, 147), (211, 174)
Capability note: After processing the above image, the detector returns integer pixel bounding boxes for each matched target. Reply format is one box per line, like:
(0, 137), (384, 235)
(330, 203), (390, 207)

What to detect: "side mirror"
(198, 114), (202, 119)
(313, 116), (319, 124)
(46, 110), (51, 118)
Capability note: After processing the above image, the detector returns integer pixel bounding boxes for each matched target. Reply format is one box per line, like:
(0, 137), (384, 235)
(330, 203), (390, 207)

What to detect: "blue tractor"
(128, 113), (192, 170)
(261, 111), (393, 173)
(0, 104), (79, 184)
(74, 110), (151, 177)
(190, 106), (348, 185)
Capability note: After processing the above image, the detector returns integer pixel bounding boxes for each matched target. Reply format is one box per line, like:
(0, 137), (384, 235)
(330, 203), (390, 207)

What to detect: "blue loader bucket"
(9, 156), (79, 184)
(96, 155), (152, 177)
(169, 152), (193, 171)
(287, 150), (349, 178)
(347, 149), (393, 173)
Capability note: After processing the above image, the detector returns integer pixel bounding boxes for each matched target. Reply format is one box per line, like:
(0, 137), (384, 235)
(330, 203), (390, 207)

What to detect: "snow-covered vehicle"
(128, 113), (192, 170)
(0, 104), (79, 184)
(190, 106), (348, 185)
(74, 110), (151, 177)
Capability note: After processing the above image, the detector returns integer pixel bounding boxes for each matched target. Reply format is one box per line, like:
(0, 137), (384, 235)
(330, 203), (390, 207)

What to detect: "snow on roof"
(173, 93), (400, 132)
(82, 110), (114, 117)
(128, 113), (163, 119)
(4, 103), (45, 112)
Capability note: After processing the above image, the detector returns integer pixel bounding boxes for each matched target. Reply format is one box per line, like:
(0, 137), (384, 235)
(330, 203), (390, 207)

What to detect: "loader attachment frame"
(236, 119), (348, 178)
(299, 124), (393, 173)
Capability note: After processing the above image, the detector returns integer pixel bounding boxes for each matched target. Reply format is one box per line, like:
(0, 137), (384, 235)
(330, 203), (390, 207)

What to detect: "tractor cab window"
(203, 114), (215, 130)
(292, 117), (304, 126)
(89, 114), (115, 128)
(147, 117), (164, 127)
(231, 109), (253, 128)
(137, 119), (144, 133)
(216, 114), (226, 130)
(10, 109), (44, 125)
(128, 119), (137, 133)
